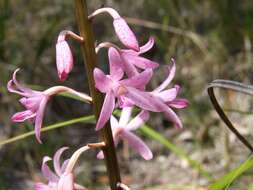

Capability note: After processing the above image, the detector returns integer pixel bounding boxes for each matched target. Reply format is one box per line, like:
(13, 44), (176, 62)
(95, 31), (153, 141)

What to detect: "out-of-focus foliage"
(0, 0), (253, 189)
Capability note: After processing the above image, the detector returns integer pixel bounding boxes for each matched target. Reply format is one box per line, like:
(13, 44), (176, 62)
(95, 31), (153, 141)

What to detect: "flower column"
(74, 0), (122, 190)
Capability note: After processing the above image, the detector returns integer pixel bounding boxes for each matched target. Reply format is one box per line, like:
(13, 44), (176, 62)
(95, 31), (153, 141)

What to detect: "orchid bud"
(56, 40), (74, 81)
(56, 30), (83, 81)
(89, 7), (140, 51)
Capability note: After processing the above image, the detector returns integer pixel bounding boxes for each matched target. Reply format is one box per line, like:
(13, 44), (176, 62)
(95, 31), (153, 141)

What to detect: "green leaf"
(0, 115), (95, 147)
(209, 155), (253, 190)
(139, 125), (213, 180)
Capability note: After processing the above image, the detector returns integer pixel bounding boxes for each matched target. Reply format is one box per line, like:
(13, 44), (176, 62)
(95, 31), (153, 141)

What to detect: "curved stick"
(207, 79), (253, 152)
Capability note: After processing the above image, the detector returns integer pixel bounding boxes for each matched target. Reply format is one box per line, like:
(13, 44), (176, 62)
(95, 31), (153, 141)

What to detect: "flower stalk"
(73, 0), (122, 189)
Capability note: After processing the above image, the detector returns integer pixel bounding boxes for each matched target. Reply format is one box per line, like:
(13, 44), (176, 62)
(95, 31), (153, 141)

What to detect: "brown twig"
(73, 1), (122, 189)
(207, 79), (253, 152)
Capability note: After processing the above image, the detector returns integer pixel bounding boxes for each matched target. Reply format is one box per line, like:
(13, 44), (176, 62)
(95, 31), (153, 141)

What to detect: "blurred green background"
(0, 0), (253, 189)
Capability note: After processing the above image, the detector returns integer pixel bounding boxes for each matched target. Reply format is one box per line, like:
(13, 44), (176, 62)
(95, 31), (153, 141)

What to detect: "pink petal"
(155, 87), (178, 102)
(120, 69), (153, 90)
(168, 98), (189, 109)
(34, 182), (50, 190)
(34, 97), (49, 143)
(125, 87), (162, 112)
(122, 53), (159, 69)
(11, 110), (36, 122)
(56, 41), (73, 81)
(19, 96), (43, 111)
(153, 59), (176, 92)
(139, 36), (155, 54)
(121, 55), (139, 77)
(95, 91), (115, 130)
(41, 156), (59, 182)
(93, 68), (113, 93)
(110, 115), (119, 130)
(125, 110), (150, 131)
(157, 101), (183, 129)
(125, 87), (183, 128)
(121, 130), (153, 160)
(96, 150), (104, 160)
(119, 107), (133, 126)
(117, 96), (135, 108)
(58, 173), (74, 190)
(53, 147), (69, 176)
(113, 17), (139, 51)
(108, 47), (124, 80)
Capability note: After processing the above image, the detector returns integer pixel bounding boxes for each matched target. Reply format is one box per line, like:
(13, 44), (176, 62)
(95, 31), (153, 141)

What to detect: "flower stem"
(73, 1), (122, 189)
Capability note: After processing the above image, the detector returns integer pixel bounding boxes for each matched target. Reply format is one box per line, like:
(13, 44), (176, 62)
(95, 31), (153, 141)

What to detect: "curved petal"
(123, 53), (159, 69)
(53, 147), (69, 176)
(155, 87), (178, 102)
(125, 110), (150, 131)
(153, 59), (176, 92)
(120, 69), (153, 89)
(34, 97), (49, 143)
(7, 69), (39, 96)
(119, 107), (133, 126)
(113, 17), (139, 51)
(96, 91), (115, 131)
(157, 101), (183, 129)
(168, 98), (189, 109)
(121, 130), (153, 160)
(41, 156), (59, 182)
(58, 173), (74, 190)
(93, 68), (113, 93)
(65, 146), (90, 174)
(11, 110), (36, 122)
(108, 47), (124, 80)
(139, 36), (155, 54)
(56, 41), (73, 81)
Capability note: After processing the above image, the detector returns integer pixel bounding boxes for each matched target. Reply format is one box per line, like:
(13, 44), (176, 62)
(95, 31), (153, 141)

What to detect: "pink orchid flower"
(96, 37), (158, 77)
(35, 146), (89, 190)
(93, 48), (153, 130)
(56, 30), (83, 81)
(97, 107), (152, 160)
(7, 69), (91, 143)
(89, 7), (139, 51)
(123, 59), (188, 128)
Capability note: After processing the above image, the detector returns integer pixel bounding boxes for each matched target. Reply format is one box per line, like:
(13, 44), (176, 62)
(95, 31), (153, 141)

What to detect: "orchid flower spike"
(7, 69), (92, 143)
(96, 37), (158, 78)
(89, 7), (139, 51)
(34, 146), (90, 190)
(56, 30), (84, 81)
(97, 107), (152, 160)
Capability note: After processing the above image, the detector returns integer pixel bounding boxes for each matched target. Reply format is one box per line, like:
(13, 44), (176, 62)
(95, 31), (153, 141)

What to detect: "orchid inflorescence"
(7, 7), (188, 190)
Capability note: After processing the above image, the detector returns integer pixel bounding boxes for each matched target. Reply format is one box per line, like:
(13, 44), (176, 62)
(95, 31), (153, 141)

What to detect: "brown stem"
(73, 0), (122, 189)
